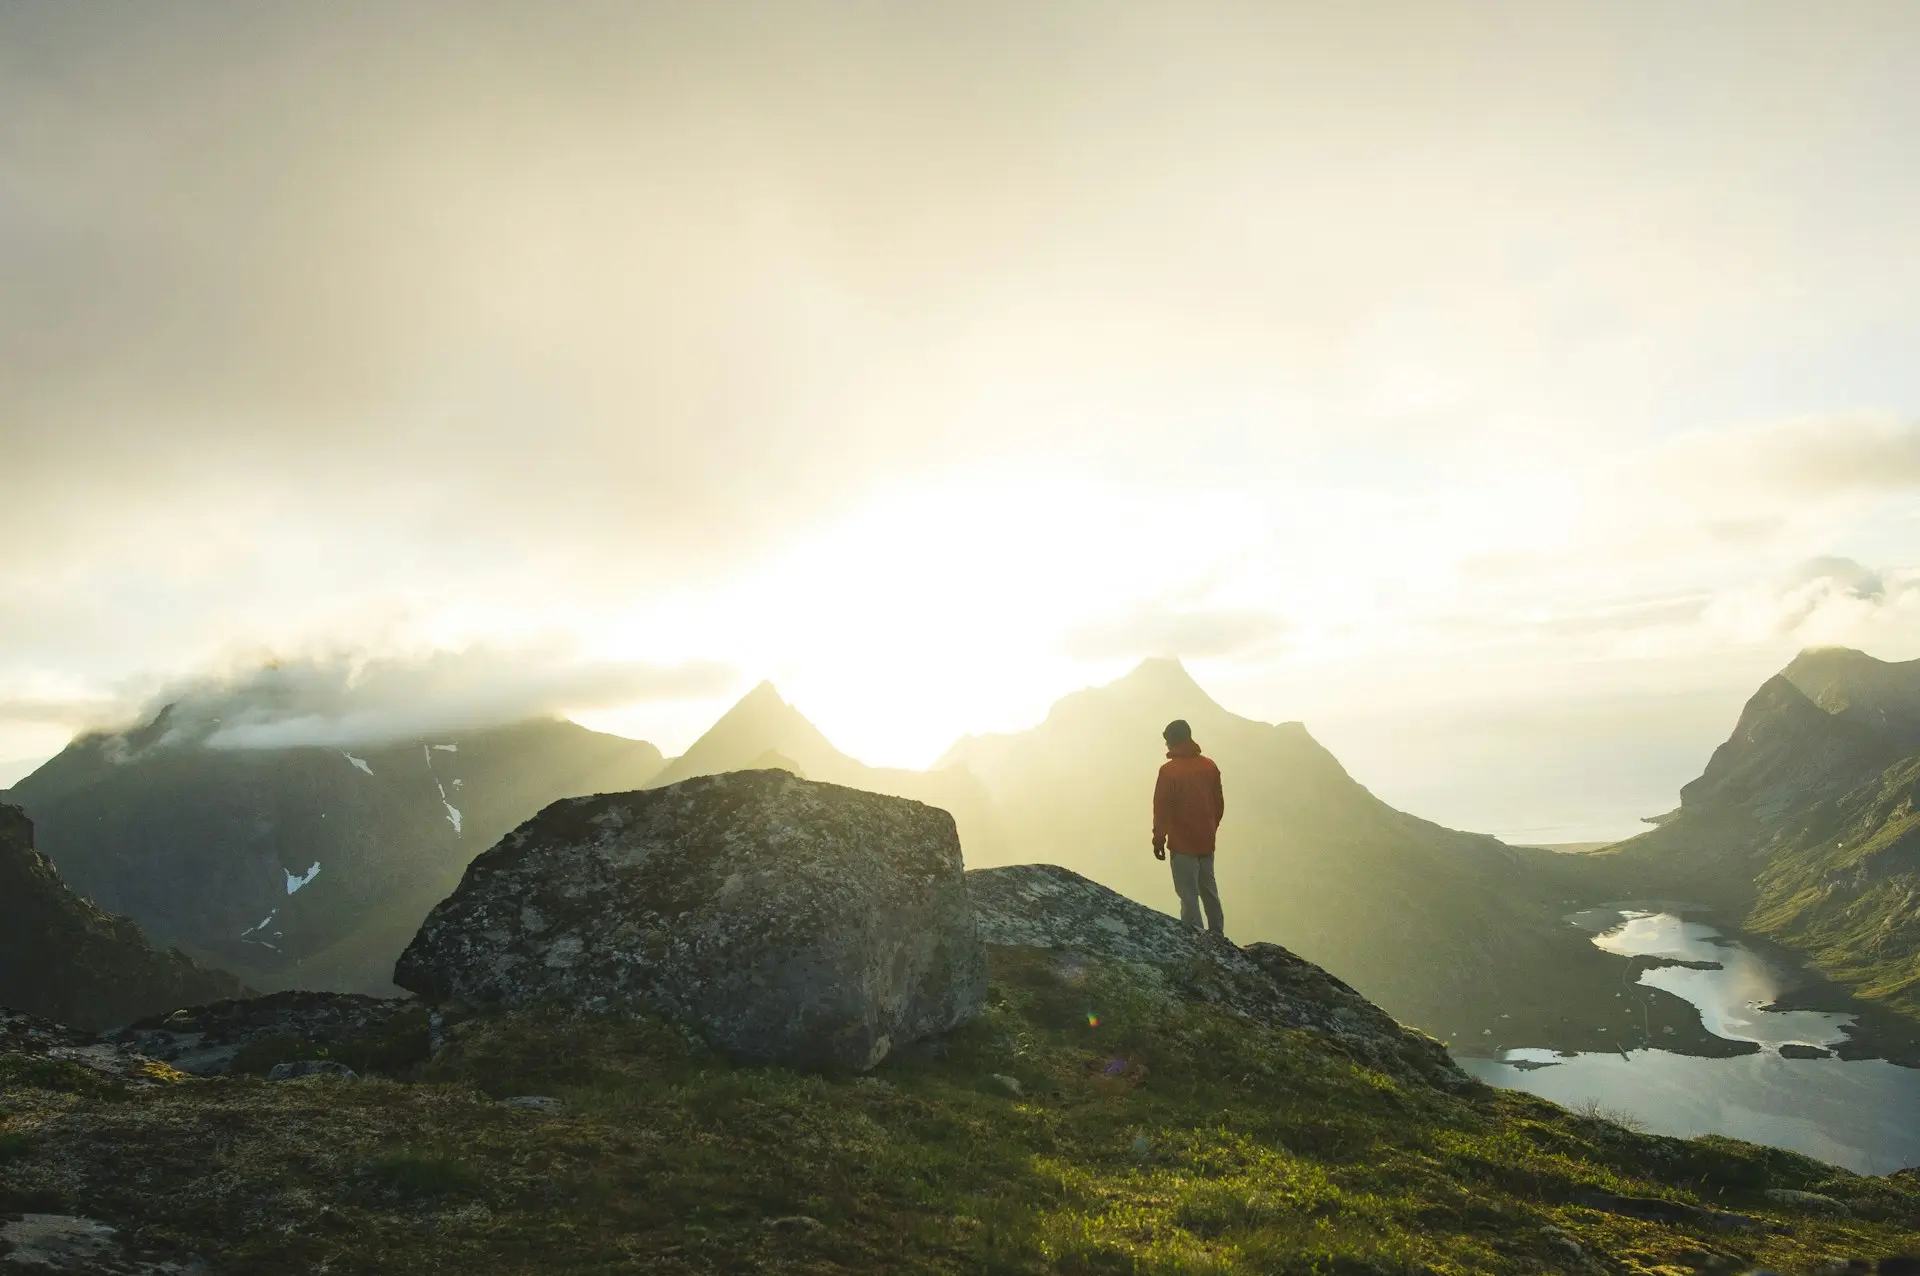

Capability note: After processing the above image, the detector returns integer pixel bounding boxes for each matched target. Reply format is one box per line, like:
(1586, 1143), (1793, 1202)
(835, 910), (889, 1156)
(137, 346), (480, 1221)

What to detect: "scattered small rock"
(266, 1059), (358, 1081)
(1763, 1187), (1850, 1217)
(760, 1215), (823, 1233)
(0, 1009), (174, 1088)
(0, 1213), (204, 1273)
(1571, 1188), (1762, 1233)
(499, 1095), (565, 1112)
(1540, 1224), (1584, 1260)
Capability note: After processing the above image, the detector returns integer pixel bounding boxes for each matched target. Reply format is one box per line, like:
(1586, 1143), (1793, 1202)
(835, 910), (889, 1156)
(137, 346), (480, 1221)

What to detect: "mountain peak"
(742, 679), (786, 704)
(1100, 657), (1227, 717)
(1119, 656), (1202, 690)
(716, 680), (806, 727)
(649, 681), (845, 788)
(1779, 646), (1920, 744)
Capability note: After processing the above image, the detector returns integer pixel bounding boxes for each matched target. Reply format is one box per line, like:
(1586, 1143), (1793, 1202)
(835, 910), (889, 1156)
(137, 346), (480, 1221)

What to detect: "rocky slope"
(0, 805), (245, 1031)
(8, 714), (664, 995)
(1589, 648), (1920, 1019)
(941, 658), (1615, 1040)
(968, 862), (1468, 1093)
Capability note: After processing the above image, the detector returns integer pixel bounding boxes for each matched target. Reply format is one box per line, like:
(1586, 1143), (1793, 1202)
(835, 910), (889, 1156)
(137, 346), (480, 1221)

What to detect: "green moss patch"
(0, 948), (1916, 1273)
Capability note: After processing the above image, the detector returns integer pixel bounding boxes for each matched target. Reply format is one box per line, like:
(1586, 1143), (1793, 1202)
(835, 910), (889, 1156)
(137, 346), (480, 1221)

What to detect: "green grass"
(1, 946), (1918, 1273)
(362, 1151), (489, 1204)
(1746, 756), (1920, 1021)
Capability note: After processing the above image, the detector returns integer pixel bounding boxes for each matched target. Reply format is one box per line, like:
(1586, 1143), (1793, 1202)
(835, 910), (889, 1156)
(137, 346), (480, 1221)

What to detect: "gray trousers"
(1170, 853), (1224, 935)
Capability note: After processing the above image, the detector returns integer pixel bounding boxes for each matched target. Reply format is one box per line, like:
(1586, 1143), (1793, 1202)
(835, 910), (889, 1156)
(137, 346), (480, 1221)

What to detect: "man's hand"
(1152, 838), (1167, 862)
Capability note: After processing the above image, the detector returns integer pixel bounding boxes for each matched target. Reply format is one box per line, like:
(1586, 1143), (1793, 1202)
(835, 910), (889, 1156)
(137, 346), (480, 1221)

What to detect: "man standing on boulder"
(1152, 719), (1225, 936)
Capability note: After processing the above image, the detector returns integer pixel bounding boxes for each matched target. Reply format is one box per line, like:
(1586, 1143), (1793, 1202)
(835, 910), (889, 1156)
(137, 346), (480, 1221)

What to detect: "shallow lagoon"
(1460, 909), (1920, 1174)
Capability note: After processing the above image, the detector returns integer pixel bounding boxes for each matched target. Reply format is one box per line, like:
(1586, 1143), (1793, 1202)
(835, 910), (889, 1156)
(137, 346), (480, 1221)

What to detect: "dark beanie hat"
(1163, 719), (1192, 744)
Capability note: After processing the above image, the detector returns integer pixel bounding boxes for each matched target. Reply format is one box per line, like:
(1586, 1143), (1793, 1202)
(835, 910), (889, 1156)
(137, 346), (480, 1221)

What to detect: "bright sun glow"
(576, 474), (1275, 765)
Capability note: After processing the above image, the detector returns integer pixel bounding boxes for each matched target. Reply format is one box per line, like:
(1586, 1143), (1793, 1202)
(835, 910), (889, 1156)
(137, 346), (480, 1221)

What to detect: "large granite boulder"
(394, 770), (987, 1071)
(967, 863), (1471, 1092)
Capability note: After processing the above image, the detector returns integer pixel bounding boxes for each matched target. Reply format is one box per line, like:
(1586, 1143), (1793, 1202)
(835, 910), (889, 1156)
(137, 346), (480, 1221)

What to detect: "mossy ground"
(3, 948), (1918, 1274)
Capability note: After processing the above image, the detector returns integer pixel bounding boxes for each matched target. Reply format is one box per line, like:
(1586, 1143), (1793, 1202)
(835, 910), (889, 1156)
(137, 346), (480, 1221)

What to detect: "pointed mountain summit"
(647, 682), (847, 788)
(647, 682), (1004, 859)
(942, 659), (1604, 1037)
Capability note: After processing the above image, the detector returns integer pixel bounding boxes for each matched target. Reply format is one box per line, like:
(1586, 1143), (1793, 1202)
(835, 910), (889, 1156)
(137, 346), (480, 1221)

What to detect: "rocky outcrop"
(966, 863), (1470, 1092)
(0, 1008), (176, 1089)
(106, 991), (418, 1076)
(0, 1213), (206, 1274)
(0, 805), (246, 1031)
(394, 771), (987, 1072)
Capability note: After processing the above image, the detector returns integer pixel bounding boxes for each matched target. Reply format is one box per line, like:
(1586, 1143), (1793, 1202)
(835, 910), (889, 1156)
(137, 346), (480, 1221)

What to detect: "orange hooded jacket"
(1153, 740), (1224, 856)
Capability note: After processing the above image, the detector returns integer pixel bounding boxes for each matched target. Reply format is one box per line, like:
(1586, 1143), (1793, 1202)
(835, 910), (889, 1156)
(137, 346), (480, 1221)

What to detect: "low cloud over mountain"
(49, 648), (733, 753)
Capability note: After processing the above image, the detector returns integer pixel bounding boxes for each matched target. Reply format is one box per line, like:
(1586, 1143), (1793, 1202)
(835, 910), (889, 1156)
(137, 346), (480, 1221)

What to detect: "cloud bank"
(98, 649), (734, 752)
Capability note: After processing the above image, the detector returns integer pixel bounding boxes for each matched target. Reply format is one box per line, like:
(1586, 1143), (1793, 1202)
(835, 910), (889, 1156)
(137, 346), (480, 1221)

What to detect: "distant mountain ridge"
(1, 802), (245, 1029)
(1591, 646), (1920, 1018)
(11, 715), (666, 994)
(647, 681), (1005, 859)
(941, 658), (1616, 1038)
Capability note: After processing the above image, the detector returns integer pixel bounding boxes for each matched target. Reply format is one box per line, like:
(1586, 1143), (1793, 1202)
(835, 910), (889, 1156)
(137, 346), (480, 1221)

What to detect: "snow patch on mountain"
(443, 803), (463, 834)
(341, 751), (374, 776)
(286, 862), (322, 894)
(240, 908), (283, 949)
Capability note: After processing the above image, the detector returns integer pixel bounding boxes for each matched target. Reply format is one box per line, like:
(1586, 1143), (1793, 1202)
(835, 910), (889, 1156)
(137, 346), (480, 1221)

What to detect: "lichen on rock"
(394, 770), (986, 1071)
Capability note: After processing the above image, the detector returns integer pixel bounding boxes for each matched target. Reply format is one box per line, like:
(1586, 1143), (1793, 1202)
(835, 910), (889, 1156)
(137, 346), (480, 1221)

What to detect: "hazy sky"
(4, 2), (1918, 839)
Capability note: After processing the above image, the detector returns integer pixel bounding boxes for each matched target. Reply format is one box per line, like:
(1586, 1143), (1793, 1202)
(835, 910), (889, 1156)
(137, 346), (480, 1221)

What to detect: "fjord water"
(1460, 910), (1920, 1174)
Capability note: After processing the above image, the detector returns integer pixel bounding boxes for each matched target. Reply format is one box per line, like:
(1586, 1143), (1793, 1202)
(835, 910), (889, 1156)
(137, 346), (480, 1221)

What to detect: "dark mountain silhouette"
(1589, 647), (1920, 1018)
(10, 714), (664, 995)
(940, 658), (1613, 1038)
(647, 681), (1004, 859)
(1, 802), (246, 1029)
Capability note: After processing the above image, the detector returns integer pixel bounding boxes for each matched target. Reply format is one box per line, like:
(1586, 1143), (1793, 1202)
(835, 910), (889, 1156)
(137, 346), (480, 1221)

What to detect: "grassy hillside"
(7, 946), (1918, 1274)
(1586, 651), (1920, 1023)
(1744, 755), (1920, 1018)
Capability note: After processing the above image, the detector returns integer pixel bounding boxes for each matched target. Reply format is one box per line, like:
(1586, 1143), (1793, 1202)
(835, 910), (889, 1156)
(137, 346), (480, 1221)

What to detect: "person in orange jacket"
(1152, 718), (1225, 935)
